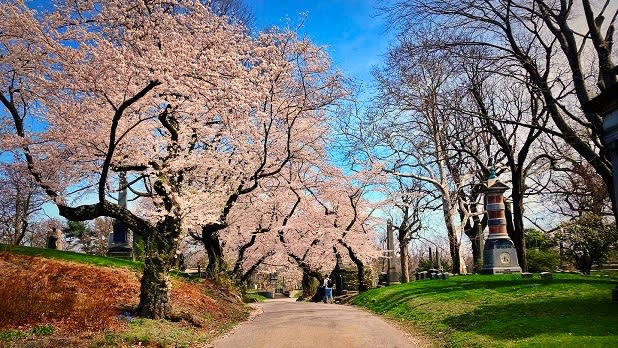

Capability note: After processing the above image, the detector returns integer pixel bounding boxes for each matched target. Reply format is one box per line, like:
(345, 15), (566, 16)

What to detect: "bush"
(556, 213), (618, 274)
(525, 228), (556, 250)
(526, 248), (560, 273)
(0, 330), (26, 341)
(31, 325), (54, 336)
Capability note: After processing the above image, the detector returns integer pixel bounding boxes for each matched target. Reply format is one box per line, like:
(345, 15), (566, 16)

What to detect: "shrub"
(556, 213), (618, 274)
(31, 325), (54, 336)
(0, 330), (26, 341)
(525, 228), (556, 250)
(526, 248), (560, 272)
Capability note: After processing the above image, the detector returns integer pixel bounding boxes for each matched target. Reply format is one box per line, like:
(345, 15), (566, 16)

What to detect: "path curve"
(209, 298), (427, 348)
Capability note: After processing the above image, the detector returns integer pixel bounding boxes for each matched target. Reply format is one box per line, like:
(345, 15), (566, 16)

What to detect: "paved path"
(210, 298), (427, 348)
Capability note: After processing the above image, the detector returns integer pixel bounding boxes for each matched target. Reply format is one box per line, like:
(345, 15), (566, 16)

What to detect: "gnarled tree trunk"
(137, 218), (181, 319)
(339, 240), (367, 291)
(201, 228), (225, 276)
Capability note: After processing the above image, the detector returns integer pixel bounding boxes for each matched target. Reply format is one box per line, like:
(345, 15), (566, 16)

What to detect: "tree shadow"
(442, 297), (618, 339)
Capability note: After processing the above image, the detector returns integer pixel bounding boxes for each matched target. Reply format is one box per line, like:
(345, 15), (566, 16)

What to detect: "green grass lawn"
(0, 244), (143, 271)
(242, 292), (268, 303)
(353, 274), (618, 347)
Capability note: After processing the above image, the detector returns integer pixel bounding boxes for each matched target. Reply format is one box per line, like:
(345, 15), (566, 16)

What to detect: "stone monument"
(386, 220), (400, 284)
(108, 172), (133, 258)
(46, 228), (63, 250)
(481, 167), (522, 274)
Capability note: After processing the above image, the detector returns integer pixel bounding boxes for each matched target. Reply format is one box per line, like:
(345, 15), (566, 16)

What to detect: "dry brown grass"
(0, 252), (139, 333)
(0, 252), (247, 346)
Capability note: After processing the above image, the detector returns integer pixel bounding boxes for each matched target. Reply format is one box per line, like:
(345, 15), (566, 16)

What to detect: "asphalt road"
(209, 298), (428, 348)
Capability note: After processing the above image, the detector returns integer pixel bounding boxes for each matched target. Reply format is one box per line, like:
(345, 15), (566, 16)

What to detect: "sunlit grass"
(0, 244), (142, 270)
(353, 274), (618, 347)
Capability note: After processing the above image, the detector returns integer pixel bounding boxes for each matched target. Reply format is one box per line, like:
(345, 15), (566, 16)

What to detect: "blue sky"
(250, 0), (392, 89)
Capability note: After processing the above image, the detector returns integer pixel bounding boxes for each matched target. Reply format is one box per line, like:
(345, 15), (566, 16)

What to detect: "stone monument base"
(481, 237), (522, 274)
(108, 245), (133, 259)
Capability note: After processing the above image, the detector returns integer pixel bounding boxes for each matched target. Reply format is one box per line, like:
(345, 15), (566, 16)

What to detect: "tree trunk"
(340, 241), (367, 291)
(355, 260), (367, 291)
(139, 255), (172, 319)
(463, 209), (485, 273)
(202, 229), (225, 276)
(137, 223), (179, 319)
(505, 195), (527, 271)
(443, 204), (465, 274)
(399, 240), (410, 283)
(301, 272), (315, 300)
(464, 224), (483, 274)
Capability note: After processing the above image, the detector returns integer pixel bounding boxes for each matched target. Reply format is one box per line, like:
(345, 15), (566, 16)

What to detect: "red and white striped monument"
(481, 169), (522, 274)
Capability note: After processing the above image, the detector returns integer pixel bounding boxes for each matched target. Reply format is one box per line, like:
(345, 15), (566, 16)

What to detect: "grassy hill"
(353, 273), (618, 347)
(0, 245), (248, 347)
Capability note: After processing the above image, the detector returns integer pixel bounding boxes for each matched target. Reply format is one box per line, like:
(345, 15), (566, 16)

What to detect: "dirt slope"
(0, 252), (247, 347)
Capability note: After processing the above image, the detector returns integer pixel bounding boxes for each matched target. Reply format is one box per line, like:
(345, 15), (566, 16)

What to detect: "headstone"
(46, 228), (63, 250)
(386, 220), (400, 284)
(540, 272), (553, 280)
(46, 235), (58, 249)
(429, 247), (433, 268)
(521, 272), (533, 278)
(112, 222), (128, 243)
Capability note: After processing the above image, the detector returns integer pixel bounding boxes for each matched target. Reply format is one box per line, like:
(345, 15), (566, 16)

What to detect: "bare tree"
(388, 177), (424, 282)
(466, 69), (552, 271)
(384, 0), (617, 212)
(352, 39), (484, 274)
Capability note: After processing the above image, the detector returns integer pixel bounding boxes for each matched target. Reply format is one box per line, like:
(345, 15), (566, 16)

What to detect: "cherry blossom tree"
(191, 28), (347, 276)
(0, 156), (47, 245)
(286, 167), (381, 291)
(1, 0), (340, 318)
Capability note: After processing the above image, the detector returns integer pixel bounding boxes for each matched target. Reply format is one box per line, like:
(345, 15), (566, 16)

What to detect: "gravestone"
(429, 247), (433, 267)
(108, 172), (133, 258)
(386, 220), (400, 284)
(540, 272), (553, 280)
(46, 228), (63, 250)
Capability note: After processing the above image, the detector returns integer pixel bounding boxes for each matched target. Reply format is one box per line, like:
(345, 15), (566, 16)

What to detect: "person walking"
(323, 276), (333, 304)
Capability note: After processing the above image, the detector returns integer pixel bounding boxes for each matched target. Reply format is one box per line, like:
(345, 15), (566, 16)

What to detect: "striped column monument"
(486, 180), (509, 240)
(481, 171), (522, 274)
